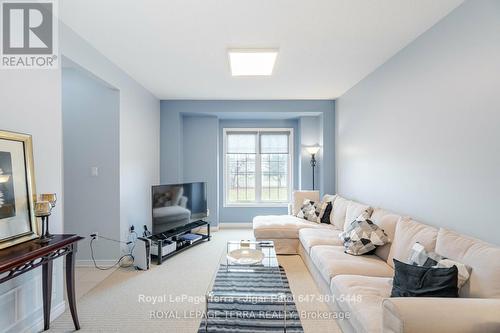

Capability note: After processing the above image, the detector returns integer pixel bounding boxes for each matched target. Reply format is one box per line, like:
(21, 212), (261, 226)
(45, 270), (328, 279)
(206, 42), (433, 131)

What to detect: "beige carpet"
(49, 229), (340, 333)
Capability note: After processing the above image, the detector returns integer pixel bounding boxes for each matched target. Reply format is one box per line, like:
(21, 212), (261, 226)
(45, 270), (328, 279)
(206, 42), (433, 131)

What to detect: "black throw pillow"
(319, 201), (333, 224)
(391, 259), (459, 298)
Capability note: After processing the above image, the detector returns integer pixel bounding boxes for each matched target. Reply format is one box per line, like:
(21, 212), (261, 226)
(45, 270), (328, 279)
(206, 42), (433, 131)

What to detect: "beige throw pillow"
(344, 201), (373, 231)
(435, 259), (471, 289)
(330, 196), (350, 229)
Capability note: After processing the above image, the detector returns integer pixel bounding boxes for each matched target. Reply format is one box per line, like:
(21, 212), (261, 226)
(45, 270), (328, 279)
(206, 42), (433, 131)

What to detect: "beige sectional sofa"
(252, 191), (500, 333)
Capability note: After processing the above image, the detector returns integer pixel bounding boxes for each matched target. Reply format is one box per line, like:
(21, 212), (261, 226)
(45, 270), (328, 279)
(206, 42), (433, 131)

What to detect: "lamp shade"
(305, 146), (320, 155)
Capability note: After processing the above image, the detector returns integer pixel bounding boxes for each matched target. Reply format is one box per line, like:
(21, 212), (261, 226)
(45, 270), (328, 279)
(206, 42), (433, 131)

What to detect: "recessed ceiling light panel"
(228, 49), (278, 76)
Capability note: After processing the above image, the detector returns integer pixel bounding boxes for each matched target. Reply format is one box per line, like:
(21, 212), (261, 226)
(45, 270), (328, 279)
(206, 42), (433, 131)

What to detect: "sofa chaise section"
(253, 190), (339, 254)
(253, 214), (330, 254)
(253, 191), (372, 255)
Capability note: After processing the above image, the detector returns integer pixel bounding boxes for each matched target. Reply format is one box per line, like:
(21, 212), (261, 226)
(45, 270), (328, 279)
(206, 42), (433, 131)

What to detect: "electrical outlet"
(90, 166), (99, 177)
(90, 232), (99, 240)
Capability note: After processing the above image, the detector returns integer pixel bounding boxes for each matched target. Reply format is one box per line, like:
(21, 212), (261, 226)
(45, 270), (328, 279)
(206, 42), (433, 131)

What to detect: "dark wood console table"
(0, 234), (84, 331)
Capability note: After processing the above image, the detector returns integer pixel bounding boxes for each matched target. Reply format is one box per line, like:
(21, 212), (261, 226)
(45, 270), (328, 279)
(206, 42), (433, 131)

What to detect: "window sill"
(223, 203), (289, 208)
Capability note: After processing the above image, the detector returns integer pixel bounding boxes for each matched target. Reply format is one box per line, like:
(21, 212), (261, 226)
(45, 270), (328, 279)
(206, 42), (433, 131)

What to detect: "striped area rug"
(199, 265), (304, 333)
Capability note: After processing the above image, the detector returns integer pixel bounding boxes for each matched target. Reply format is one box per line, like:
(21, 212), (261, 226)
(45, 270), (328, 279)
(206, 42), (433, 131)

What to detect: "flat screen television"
(151, 182), (207, 234)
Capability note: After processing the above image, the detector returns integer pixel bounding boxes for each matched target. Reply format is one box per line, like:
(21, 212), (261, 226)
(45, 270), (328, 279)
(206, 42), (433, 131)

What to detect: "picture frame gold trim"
(0, 130), (38, 249)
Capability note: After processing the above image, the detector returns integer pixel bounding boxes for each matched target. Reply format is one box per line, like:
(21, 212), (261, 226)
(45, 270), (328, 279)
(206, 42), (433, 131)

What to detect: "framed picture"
(0, 130), (38, 249)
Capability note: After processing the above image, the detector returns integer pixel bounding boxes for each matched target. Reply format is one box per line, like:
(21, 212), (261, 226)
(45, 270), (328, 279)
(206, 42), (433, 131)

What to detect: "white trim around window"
(223, 128), (294, 208)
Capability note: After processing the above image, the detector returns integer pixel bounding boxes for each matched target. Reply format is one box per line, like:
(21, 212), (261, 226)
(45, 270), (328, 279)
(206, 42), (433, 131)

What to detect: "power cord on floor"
(89, 234), (135, 270)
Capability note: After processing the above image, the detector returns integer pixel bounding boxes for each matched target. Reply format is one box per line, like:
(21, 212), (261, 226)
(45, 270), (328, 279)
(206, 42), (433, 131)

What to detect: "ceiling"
(60, 0), (463, 100)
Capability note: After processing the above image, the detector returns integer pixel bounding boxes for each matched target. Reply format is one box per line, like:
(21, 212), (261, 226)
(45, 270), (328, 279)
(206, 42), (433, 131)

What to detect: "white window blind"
(224, 129), (293, 206)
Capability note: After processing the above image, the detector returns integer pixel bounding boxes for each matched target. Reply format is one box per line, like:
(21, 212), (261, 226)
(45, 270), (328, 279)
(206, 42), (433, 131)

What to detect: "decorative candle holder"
(40, 193), (57, 208)
(35, 199), (53, 243)
(38, 193), (56, 239)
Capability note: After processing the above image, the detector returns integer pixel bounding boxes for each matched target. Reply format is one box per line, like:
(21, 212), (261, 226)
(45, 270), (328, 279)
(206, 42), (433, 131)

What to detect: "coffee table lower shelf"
(201, 240), (304, 332)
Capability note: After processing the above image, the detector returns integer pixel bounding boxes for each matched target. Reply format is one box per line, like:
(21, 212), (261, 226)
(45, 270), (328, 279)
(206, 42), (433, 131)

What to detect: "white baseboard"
(20, 301), (66, 333)
(76, 259), (119, 267)
(219, 222), (252, 229)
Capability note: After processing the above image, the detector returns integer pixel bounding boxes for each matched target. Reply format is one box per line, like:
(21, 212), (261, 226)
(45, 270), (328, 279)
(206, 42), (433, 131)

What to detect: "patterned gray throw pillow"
(408, 242), (444, 266)
(296, 199), (320, 222)
(339, 214), (389, 255)
(408, 242), (471, 289)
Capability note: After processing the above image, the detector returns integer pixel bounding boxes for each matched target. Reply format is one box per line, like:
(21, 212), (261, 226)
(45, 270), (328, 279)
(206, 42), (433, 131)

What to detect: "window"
(223, 128), (293, 206)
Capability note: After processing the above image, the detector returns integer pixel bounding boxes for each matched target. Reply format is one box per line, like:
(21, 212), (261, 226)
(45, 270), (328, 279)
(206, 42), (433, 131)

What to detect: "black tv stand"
(148, 220), (211, 265)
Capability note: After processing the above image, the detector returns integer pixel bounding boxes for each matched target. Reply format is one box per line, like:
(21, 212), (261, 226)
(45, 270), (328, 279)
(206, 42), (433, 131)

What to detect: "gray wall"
(0, 65), (65, 331)
(182, 115), (219, 225)
(0, 18), (160, 332)
(61, 23), (160, 248)
(336, 0), (500, 245)
(62, 67), (121, 260)
(299, 116), (322, 191)
(160, 100), (335, 224)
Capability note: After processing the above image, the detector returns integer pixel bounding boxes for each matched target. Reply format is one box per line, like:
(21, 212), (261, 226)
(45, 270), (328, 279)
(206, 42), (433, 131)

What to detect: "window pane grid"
(228, 153), (256, 202)
(261, 153), (288, 202)
(225, 130), (291, 205)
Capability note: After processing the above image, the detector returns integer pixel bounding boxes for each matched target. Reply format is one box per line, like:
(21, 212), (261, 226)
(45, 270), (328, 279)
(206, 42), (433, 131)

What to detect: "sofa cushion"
(331, 195), (350, 229)
(370, 209), (400, 261)
(436, 228), (500, 298)
(382, 297), (500, 333)
(299, 228), (343, 254)
(253, 215), (334, 239)
(310, 245), (394, 283)
(344, 201), (373, 231)
(387, 217), (438, 269)
(331, 275), (392, 333)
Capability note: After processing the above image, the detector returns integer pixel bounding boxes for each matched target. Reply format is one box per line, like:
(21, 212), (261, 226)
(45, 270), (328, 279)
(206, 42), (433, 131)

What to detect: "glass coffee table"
(224, 240), (279, 267)
(202, 240), (293, 332)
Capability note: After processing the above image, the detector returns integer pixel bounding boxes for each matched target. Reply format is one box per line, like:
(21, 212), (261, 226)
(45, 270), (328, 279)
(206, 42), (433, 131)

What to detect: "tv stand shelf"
(148, 220), (210, 265)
